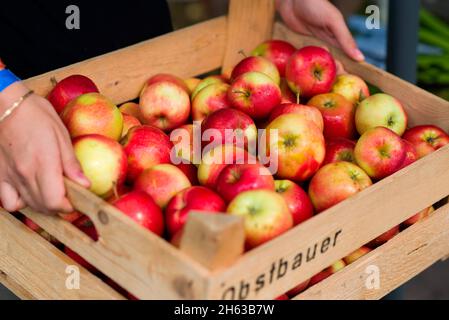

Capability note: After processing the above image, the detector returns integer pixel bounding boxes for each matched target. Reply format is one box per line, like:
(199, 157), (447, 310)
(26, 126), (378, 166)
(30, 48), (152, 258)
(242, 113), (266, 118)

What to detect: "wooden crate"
(1, 0), (449, 300)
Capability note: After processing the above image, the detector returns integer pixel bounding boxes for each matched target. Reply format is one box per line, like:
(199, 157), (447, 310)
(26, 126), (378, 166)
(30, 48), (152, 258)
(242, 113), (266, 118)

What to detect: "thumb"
(330, 15), (364, 62)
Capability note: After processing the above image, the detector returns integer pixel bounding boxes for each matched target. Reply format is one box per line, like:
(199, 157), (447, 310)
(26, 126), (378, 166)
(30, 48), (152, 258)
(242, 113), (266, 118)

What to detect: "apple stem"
(232, 89), (250, 98)
(50, 76), (58, 87)
(112, 182), (119, 201)
(296, 93), (300, 105)
(238, 50), (248, 58)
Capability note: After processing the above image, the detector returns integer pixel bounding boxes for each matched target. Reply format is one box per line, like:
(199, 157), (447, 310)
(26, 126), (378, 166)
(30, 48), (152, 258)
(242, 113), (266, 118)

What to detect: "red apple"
(112, 191), (164, 236)
(165, 186), (226, 237)
(344, 246), (371, 265)
(121, 125), (173, 182)
(119, 102), (142, 121)
(146, 73), (189, 93)
(331, 74), (370, 104)
(398, 140), (418, 169)
(309, 162), (372, 213)
(309, 260), (346, 287)
(228, 71), (282, 119)
(24, 217), (57, 243)
(73, 134), (127, 198)
(268, 103), (324, 132)
(227, 190), (293, 249)
(58, 211), (83, 223)
(286, 46), (337, 99)
(403, 125), (449, 158)
(275, 180), (314, 225)
(307, 93), (356, 139)
(47, 75), (99, 114)
(176, 162), (199, 185)
(171, 124), (201, 164)
(322, 137), (356, 166)
(252, 40), (296, 77)
(403, 206), (434, 228)
(367, 226), (400, 248)
(201, 108), (258, 151)
(191, 76), (226, 100)
(134, 164), (191, 209)
(275, 294), (289, 300)
(140, 81), (190, 131)
(121, 114), (141, 138)
(216, 164), (275, 202)
(192, 83), (231, 122)
(280, 78), (297, 104)
(286, 279), (310, 297)
(61, 93), (123, 140)
(231, 56), (281, 85)
(354, 127), (406, 180)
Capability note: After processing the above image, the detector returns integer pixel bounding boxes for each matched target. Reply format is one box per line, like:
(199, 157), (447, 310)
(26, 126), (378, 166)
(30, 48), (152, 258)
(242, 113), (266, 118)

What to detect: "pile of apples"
(29, 39), (449, 298)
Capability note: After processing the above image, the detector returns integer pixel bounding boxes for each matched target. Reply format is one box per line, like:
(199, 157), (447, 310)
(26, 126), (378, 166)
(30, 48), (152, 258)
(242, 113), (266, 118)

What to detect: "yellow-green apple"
(61, 93), (123, 140)
(309, 260), (346, 286)
(286, 279), (310, 298)
(184, 77), (201, 95)
(198, 144), (256, 189)
(268, 103), (324, 132)
(73, 134), (127, 198)
(403, 206), (434, 228)
(280, 78), (297, 103)
(216, 164), (275, 202)
(231, 56), (281, 85)
(191, 75), (226, 100)
(344, 246), (371, 265)
(331, 74), (370, 104)
(176, 163), (199, 185)
(192, 83), (231, 122)
(165, 186), (226, 237)
(354, 127), (406, 180)
(121, 125), (173, 182)
(140, 81), (190, 131)
(309, 162), (372, 213)
(355, 93), (408, 136)
(119, 102), (142, 121)
(134, 164), (191, 209)
(47, 74), (99, 114)
(146, 73), (189, 93)
(398, 139), (418, 169)
(251, 40), (296, 77)
(367, 226), (400, 248)
(226, 190), (293, 249)
(322, 137), (356, 166)
(403, 125), (449, 158)
(275, 179), (314, 225)
(201, 108), (258, 151)
(112, 190), (164, 236)
(286, 46), (337, 98)
(261, 114), (325, 181)
(228, 71), (282, 119)
(121, 114), (141, 138)
(307, 93), (356, 139)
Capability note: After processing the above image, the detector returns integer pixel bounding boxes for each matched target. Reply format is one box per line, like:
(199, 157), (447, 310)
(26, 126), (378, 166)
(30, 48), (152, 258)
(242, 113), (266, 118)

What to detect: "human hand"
(276, 0), (364, 61)
(0, 82), (90, 214)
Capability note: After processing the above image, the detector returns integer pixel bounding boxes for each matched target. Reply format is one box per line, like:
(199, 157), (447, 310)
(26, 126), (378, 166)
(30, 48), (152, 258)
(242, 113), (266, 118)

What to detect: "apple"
(231, 56), (281, 85)
(286, 46), (337, 99)
(139, 81), (190, 131)
(322, 137), (356, 166)
(307, 93), (356, 139)
(184, 77), (201, 95)
(121, 125), (173, 182)
(275, 180), (314, 225)
(228, 71), (282, 119)
(58, 211), (83, 223)
(403, 206), (434, 228)
(146, 73), (189, 93)
(331, 74), (370, 104)
(47, 74), (99, 114)
(309, 162), (372, 213)
(191, 76), (226, 100)
(309, 260), (346, 287)
(261, 114), (325, 182)
(176, 162), (199, 185)
(165, 186), (226, 237)
(134, 164), (191, 209)
(344, 246), (371, 265)
(251, 40), (296, 77)
(201, 108), (258, 151)
(119, 102), (142, 121)
(367, 225), (400, 248)
(121, 114), (141, 138)
(280, 78), (297, 104)
(61, 93), (123, 140)
(398, 139), (418, 169)
(112, 191), (164, 236)
(227, 190), (293, 249)
(403, 125), (449, 158)
(24, 217), (58, 244)
(171, 124), (200, 164)
(216, 164), (275, 202)
(275, 294), (289, 300)
(286, 279), (310, 297)
(73, 134), (127, 198)
(198, 144), (256, 189)
(354, 127), (406, 180)
(192, 83), (232, 122)
(355, 93), (408, 136)
(268, 103), (324, 132)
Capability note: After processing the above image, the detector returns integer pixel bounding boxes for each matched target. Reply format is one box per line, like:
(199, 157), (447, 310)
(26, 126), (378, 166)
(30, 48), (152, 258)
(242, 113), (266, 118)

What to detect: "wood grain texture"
(0, 210), (123, 300)
(295, 204), (449, 300)
(273, 22), (449, 131)
(24, 17), (227, 105)
(222, 0), (276, 76)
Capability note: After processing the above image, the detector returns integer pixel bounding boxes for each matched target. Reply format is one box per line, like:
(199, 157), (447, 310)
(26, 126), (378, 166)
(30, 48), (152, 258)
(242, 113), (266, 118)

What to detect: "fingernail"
(354, 49), (365, 61)
(77, 172), (91, 187)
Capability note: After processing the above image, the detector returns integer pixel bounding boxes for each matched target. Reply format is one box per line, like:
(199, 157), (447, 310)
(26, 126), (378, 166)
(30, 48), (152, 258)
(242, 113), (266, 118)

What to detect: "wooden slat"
(20, 179), (211, 300)
(222, 0), (276, 76)
(24, 17), (227, 105)
(295, 203), (449, 300)
(273, 22), (449, 131)
(0, 210), (123, 300)
(206, 145), (449, 299)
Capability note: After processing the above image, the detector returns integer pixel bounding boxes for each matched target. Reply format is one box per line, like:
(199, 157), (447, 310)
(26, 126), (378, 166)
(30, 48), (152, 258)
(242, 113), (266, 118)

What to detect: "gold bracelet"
(0, 90), (34, 124)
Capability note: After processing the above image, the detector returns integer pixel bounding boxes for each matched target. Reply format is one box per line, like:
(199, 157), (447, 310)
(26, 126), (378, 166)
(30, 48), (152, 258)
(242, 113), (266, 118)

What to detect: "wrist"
(0, 82), (30, 113)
